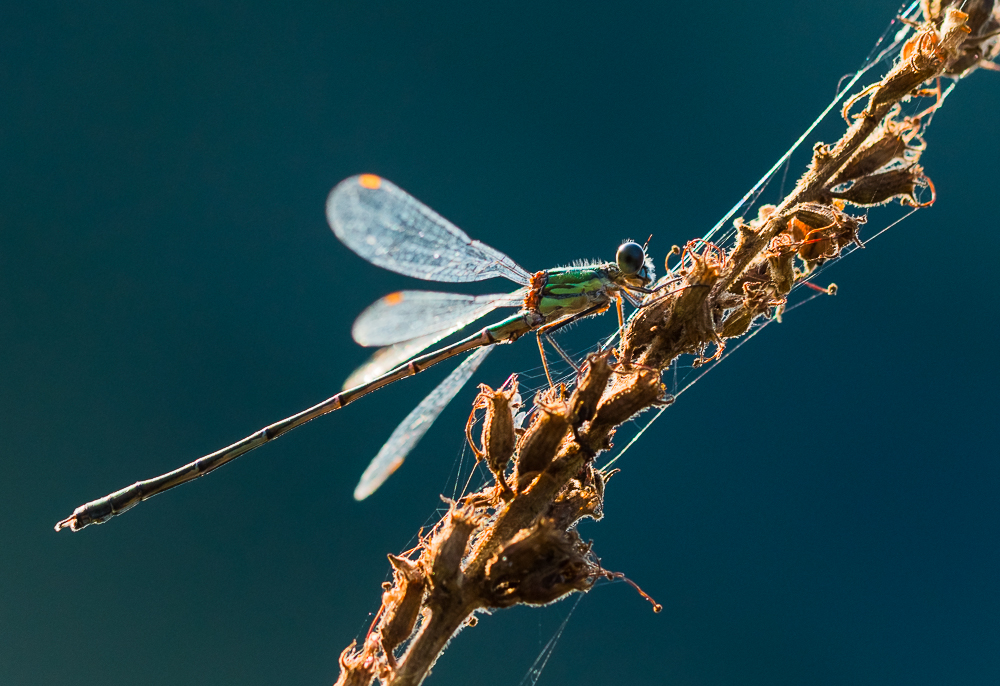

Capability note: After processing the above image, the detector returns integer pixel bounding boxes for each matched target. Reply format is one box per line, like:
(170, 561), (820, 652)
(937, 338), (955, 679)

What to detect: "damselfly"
(55, 173), (659, 532)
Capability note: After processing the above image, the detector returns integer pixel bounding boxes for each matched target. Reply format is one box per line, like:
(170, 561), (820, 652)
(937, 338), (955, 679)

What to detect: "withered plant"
(335, 5), (1000, 685)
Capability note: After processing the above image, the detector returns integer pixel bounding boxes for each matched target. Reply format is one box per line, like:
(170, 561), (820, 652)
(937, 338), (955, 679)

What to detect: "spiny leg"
(535, 332), (555, 388)
(543, 333), (578, 372)
(623, 275), (684, 299)
(534, 303), (608, 387)
(609, 293), (628, 350)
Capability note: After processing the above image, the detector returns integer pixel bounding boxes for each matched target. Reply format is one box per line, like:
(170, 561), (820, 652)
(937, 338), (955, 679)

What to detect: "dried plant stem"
(391, 604), (474, 686)
(336, 6), (998, 685)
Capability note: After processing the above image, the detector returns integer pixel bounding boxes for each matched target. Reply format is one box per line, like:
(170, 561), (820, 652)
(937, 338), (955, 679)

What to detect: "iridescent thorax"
(524, 263), (652, 320)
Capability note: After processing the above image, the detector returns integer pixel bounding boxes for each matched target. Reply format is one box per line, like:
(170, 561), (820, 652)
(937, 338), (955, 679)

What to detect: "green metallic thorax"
(482, 263), (637, 346)
(536, 265), (620, 319)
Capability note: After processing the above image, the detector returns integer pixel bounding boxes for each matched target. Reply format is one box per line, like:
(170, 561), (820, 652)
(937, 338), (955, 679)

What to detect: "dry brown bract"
(336, 7), (995, 685)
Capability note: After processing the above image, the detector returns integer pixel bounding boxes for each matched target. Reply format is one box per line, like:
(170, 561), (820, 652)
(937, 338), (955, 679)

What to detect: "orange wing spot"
(384, 291), (405, 305)
(358, 174), (382, 190)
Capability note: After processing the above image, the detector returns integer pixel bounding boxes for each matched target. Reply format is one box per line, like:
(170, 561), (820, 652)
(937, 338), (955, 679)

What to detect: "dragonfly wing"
(352, 290), (525, 347)
(353, 346), (492, 500)
(327, 174), (532, 285)
(343, 333), (443, 389)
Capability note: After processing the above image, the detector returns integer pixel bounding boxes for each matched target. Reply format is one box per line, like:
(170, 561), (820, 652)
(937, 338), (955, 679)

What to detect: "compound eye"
(616, 241), (645, 275)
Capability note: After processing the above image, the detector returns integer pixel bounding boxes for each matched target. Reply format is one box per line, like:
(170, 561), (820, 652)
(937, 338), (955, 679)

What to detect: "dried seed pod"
(335, 641), (376, 686)
(831, 165), (935, 207)
(483, 519), (597, 608)
(591, 366), (666, 432)
(465, 381), (518, 497)
(548, 469), (604, 529)
(954, 0), (996, 34)
(767, 238), (797, 295)
(515, 391), (570, 492)
(833, 113), (924, 183)
(856, 9), (970, 117)
(594, 468), (607, 500)
(789, 202), (860, 233)
(927, 0), (999, 75)
(378, 555), (426, 661)
(781, 204), (864, 267)
(720, 306), (755, 339)
(428, 502), (479, 591)
(567, 351), (614, 424)
(726, 258), (769, 296)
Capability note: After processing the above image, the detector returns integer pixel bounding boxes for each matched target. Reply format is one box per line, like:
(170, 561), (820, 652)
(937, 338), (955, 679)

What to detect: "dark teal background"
(3, 2), (998, 684)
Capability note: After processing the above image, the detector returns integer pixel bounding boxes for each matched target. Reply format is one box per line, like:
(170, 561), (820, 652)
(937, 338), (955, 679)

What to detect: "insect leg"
(534, 303), (609, 385)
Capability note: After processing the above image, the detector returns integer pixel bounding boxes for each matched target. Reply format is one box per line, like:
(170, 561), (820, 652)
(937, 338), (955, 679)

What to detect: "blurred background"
(2, 1), (998, 684)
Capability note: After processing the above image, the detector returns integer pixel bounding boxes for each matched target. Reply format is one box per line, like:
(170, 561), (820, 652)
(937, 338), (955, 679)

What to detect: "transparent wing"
(352, 290), (525, 347)
(344, 290), (523, 389)
(343, 334), (442, 389)
(327, 174), (532, 285)
(354, 346), (492, 500)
